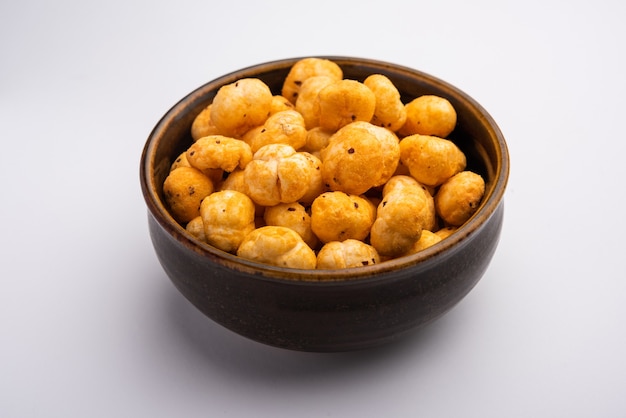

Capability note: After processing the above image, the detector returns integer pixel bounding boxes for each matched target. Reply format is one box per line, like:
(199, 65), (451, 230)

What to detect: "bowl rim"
(140, 56), (509, 283)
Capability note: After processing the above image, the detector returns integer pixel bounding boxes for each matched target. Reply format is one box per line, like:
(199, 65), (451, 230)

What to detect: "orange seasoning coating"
(399, 95), (457, 138)
(282, 57), (343, 104)
(435, 171), (485, 226)
(399, 134), (466, 187)
(321, 121), (400, 195)
(200, 190), (256, 253)
(242, 109), (307, 153)
(310, 192), (376, 243)
(162, 58), (486, 269)
(186, 135), (253, 173)
(364, 74), (407, 132)
(237, 226), (317, 269)
(163, 166), (214, 223)
(317, 79), (376, 132)
(210, 78), (273, 138)
(316, 239), (380, 269)
(243, 144), (318, 206)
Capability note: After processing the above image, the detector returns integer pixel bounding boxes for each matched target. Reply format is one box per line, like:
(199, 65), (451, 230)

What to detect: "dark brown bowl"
(140, 56), (509, 352)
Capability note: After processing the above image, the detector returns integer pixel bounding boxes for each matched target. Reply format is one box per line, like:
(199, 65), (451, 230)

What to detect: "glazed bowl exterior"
(140, 56), (509, 352)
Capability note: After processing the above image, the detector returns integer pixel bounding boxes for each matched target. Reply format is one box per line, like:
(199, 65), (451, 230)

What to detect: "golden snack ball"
(191, 104), (220, 141)
(219, 168), (247, 193)
(264, 202), (319, 249)
(219, 169), (265, 218)
(270, 95), (295, 115)
(237, 226), (317, 269)
(297, 152), (325, 206)
(310, 192), (376, 243)
(399, 95), (457, 138)
(242, 109), (307, 153)
(363, 74), (407, 132)
(282, 57), (343, 104)
(316, 239), (380, 269)
(295, 75), (336, 129)
(370, 180), (430, 257)
(399, 134), (466, 187)
(405, 230), (442, 255)
(170, 151), (190, 172)
(382, 175), (437, 231)
(321, 121), (400, 195)
(303, 127), (333, 156)
(186, 135), (253, 173)
(171, 150), (223, 185)
(210, 78), (273, 138)
(185, 216), (207, 243)
(435, 171), (485, 226)
(317, 79), (376, 132)
(164, 58), (487, 269)
(243, 144), (316, 206)
(163, 166), (215, 223)
(200, 190), (256, 253)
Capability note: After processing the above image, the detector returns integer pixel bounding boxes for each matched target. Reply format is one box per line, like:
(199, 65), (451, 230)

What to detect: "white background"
(2, 0), (625, 417)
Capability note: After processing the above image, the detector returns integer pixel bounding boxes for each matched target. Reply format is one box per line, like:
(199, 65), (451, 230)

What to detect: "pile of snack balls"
(163, 58), (485, 270)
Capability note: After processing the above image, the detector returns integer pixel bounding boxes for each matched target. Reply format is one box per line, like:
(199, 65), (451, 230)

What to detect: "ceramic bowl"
(140, 56), (509, 352)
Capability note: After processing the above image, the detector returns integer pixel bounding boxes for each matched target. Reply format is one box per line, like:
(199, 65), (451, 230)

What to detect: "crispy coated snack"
(219, 168), (247, 194)
(237, 226), (317, 269)
(399, 134), (466, 187)
(370, 175), (434, 257)
(163, 166), (215, 223)
(186, 135), (253, 173)
(399, 95), (457, 138)
(170, 151), (223, 184)
(264, 202), (319, 249)
(382, 175), (437, 231)
(405, 230), (442, 255)
(297, 152), (325, 206)
(200, 190), (256, 253)
(191, 104), (220, 141)
(310, 192), (376, 243)
(242, 109), (307, 153)
(269, 95), (295, 115)
(364, 74), (407, 132)
(295, 75), (336, 129)
(435, 171), (485, 226)
(170, 151), (191, 172)
(185, 216), (207, 242)
(321, 121), (400, 194)
(210, 78), (273, 138)
(282, 57), (343, 104)
(317, 79), (376, 132)
(303, 127), (333, 156)
(219, 169), (265, 218)
(243, 144), (317, 206)
(163, 58), (487, 269)
(316, 239), (380, 269)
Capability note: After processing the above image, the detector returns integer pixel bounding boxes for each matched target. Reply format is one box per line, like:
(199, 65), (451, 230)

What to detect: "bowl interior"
(141, 56), (509, 280)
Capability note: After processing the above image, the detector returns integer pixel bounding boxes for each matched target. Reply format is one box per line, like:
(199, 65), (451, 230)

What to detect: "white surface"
(2, 0), (625, 417)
